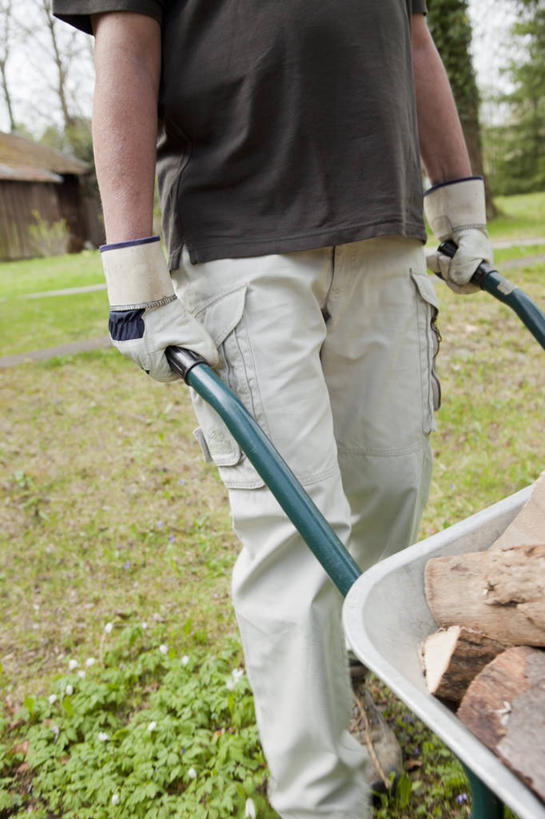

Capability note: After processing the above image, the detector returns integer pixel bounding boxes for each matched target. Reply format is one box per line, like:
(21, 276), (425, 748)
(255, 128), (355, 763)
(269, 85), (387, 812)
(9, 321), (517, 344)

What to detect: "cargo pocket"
(189, 285), (266, 490)
(410, 270), (442, 435)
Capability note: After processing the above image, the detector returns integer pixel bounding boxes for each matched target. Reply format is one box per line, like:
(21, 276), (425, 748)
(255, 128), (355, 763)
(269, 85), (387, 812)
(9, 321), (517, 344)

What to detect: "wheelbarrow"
(166, 253), (545, 818)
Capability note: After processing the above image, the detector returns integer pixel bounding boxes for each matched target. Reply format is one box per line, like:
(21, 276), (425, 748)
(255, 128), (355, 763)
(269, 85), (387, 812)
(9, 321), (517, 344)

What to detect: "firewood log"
(421, 626), (507, 703)
(457, 646), (545, 802)
(491, 471), (545, 550)
(424, 544), (545, 646)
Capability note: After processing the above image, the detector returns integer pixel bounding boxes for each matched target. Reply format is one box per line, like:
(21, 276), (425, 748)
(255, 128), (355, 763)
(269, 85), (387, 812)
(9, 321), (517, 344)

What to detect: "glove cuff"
(424, 177), (486, 241)
(100, 236), (174, 308)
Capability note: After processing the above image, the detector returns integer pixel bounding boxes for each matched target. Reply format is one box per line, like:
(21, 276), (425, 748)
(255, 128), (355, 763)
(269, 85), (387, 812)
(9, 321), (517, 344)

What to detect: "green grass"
(0, 192), (544, 817)
(0, 251), (103, 298)
(488, 191), (545, 240)
(0, 289), (109, 355)
(0, 250), (108, 355)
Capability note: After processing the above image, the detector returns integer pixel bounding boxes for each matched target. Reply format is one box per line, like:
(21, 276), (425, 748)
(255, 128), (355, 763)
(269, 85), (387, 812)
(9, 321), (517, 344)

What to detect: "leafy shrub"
(27, 210), (70, 258)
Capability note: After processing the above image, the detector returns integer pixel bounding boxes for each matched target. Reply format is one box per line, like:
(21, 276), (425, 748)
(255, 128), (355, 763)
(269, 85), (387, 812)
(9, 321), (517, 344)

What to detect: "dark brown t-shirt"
(54, 0), (427, 267)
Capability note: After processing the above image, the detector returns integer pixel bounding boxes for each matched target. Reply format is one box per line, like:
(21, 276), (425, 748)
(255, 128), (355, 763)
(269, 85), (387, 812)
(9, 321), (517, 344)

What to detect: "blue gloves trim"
(424, 176), (482, 196)
(100, 235), (160, 253)
(109, 309), (146, 341)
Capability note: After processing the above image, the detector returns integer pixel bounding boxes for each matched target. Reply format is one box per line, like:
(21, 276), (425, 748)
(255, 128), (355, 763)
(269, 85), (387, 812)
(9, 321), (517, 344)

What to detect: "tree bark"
(457, 646), (545, 802)
(424, 544), (545, 645)
(421, 626), (507, 703)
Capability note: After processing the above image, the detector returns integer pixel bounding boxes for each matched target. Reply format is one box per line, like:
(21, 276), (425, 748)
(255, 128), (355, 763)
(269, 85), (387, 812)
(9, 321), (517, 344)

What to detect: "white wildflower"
(78, 670), (86, 679)
(188, 767), (197, 780)
(48, 694), (57, 705)
(104, 622), (113, 634)
(245, 797), (257, 818)
(226, 678), (235, 691)
(159, 644), (168, 655)
(141, 622), (148, 630)
(181, 655), (189, 666)
(86, 657), (96, 667)
(147, 721), (157, 732)
(65, 685), (74, 696)
(232, 668), (244, 681)
(98, 732), (109, 742)
(111, 794), (119, 805)
(68, 659), (79, 671)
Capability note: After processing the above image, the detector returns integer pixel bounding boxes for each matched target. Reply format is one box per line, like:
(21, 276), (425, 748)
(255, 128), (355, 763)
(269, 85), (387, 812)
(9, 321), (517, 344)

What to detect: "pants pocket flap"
(195, 285), (247, 346)
(410, 270), (440, 312)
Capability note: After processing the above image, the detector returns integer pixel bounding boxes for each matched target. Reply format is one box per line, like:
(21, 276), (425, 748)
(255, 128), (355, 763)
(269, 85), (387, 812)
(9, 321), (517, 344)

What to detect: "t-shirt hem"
(168, 219), (427, 268)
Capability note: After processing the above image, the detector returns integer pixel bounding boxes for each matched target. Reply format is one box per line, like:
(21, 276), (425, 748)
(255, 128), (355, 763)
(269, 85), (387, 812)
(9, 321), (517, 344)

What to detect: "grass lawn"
(0, 194), (544, 816)
(0, 251), (108, 356)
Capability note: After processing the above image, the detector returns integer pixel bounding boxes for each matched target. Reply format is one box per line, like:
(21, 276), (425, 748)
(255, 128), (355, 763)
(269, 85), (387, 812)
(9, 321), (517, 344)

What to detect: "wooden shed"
(0, 132), (98, 260)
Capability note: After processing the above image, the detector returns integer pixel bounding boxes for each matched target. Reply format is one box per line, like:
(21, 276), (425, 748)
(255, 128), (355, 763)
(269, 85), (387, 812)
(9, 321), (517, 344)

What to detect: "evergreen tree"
(487, 0), (545, 194)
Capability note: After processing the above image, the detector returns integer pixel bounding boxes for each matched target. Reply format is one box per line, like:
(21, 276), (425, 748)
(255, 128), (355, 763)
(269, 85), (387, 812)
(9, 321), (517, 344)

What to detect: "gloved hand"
(424, 177), (494, 294)
(101, 236), (218, 381)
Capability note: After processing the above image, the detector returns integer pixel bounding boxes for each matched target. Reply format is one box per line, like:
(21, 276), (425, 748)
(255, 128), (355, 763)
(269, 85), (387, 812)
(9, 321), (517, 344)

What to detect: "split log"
(457, 646), (545, 802)
(424, 543), (545, 646)
(421, 626), (507, 703)
(491, 471), (545, 550)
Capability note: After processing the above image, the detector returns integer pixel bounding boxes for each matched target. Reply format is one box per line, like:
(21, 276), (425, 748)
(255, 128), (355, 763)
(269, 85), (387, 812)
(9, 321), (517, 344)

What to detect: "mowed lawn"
(0, 194), (544, 817)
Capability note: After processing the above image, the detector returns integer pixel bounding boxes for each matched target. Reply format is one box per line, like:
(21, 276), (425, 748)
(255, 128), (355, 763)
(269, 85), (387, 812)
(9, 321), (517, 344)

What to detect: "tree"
(486, 0), (545, 194)
(11, 0), (94, 151)
(0, 0), (16, 131)
(427, 0), (496, 216)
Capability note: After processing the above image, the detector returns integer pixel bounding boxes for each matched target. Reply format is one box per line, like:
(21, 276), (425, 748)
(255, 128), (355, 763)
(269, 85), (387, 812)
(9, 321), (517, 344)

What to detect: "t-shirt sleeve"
(411, 0), (427, 13)
(52, 0), (165, 34)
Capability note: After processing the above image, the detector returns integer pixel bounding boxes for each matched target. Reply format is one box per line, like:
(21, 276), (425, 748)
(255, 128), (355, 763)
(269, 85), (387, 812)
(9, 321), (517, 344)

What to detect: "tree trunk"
(457, 646), (545, 802)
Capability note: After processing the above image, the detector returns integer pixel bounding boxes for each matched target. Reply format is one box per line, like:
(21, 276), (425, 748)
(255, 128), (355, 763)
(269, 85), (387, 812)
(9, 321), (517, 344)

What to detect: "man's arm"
(89, 12), (218, 380)
(411, 13), (471, 185)
(411, 13), (493, 293)
(92, 11), (161, 242)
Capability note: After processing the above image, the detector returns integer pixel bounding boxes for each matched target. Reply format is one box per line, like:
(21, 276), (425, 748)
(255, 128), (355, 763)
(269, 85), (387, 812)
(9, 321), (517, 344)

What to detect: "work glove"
(100, 236), (218, 381)
(424, 177), (493, 294)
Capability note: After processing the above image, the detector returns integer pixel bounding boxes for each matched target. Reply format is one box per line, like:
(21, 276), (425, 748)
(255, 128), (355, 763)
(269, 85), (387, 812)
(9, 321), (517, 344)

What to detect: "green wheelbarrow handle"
(438, 239), (545, 351)
(165, 346), (361, 597)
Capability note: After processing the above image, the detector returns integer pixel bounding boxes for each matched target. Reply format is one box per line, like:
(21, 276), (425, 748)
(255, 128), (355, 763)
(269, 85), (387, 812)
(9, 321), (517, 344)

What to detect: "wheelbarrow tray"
(343, 484), (545, 819)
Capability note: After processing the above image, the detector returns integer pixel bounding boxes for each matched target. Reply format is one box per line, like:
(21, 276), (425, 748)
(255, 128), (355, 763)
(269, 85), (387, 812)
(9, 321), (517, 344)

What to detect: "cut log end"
(422, 626), (507, 703)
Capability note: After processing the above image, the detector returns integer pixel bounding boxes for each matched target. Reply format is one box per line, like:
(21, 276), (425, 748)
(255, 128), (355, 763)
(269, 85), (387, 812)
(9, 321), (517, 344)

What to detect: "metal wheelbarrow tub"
(343, 485), (545, 819)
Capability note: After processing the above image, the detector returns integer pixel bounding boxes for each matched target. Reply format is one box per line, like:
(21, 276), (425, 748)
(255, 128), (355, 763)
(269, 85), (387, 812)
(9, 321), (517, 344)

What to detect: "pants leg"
(173, 236), (439, 817)
(321, 237), (439, 570)
(174, 248), (369, 819)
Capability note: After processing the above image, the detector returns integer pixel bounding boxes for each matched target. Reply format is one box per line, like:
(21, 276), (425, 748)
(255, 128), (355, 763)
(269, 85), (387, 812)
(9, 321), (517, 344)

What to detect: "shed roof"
(0, 131), (88, 183)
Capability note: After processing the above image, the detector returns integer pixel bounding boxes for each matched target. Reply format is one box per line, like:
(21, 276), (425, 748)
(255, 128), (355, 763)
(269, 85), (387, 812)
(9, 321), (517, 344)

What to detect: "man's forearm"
(411, 14), (472, 184)
(92, 12), (161, 243)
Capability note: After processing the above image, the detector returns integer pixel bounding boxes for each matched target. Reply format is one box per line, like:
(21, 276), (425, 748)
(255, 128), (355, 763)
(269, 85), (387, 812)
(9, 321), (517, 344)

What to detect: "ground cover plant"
(1, 194), (544, 816)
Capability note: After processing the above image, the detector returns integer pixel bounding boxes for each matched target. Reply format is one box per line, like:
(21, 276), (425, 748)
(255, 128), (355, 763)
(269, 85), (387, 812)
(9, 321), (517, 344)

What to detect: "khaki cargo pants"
(173, 236), (440, 818)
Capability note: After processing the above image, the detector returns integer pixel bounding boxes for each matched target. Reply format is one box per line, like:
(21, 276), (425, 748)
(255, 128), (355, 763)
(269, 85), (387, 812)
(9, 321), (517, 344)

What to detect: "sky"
(468, 0), (519, 96)
(0, 0), (522, 137)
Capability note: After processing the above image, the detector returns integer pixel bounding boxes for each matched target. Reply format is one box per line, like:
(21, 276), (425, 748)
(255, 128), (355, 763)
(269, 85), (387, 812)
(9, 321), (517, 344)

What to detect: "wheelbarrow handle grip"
(437, 239), (496, 287)
(436, 240), (545, 351)
(165, 346), (208, 383)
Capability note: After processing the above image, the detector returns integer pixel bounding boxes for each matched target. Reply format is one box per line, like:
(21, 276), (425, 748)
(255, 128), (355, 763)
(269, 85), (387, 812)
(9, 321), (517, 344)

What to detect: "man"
(53, 1), (493, 815)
